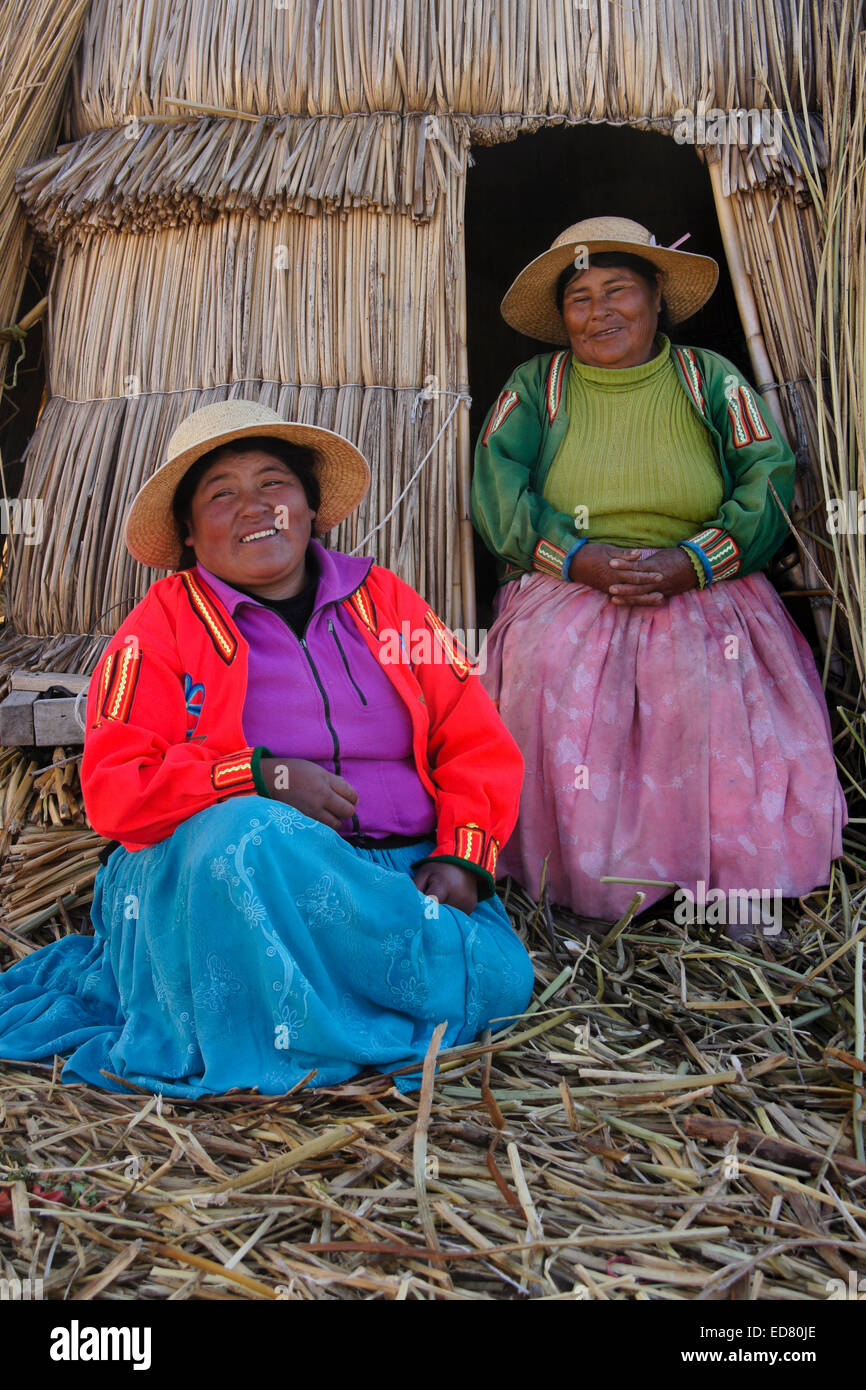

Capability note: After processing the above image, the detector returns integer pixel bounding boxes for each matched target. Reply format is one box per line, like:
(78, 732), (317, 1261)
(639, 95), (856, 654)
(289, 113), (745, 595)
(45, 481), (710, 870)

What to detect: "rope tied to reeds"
(349, 386), (471, 556)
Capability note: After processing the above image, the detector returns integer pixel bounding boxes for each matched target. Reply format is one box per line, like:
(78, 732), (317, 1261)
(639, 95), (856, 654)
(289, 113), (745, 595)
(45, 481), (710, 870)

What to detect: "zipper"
(301, 636), (361, 836)
(328, 620), (368, 705)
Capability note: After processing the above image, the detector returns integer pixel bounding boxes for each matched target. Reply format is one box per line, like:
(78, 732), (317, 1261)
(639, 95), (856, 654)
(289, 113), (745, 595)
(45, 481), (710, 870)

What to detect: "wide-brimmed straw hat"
(124, 400), (371, 569)
(500, 216), (719, 345)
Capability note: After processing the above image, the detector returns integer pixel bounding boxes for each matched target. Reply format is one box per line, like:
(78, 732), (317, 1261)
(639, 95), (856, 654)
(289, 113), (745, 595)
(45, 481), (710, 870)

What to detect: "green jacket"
(470, 343), (796, 587)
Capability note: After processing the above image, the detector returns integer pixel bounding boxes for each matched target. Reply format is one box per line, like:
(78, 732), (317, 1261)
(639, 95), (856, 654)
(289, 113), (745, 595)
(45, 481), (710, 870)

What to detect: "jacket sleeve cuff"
(532, 537), (568, 578)
(562, 537), (589, 579)
(250, 745), (274, 797)
(414, 824), (502, 901)
(211, 747), (261, 796)
(678, 528), (741, 584)
(680, 545), (709, 589)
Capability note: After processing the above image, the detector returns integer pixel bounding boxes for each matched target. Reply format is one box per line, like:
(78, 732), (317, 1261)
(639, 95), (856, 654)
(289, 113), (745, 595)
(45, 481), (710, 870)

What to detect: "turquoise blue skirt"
(0, 797), (534, 1098)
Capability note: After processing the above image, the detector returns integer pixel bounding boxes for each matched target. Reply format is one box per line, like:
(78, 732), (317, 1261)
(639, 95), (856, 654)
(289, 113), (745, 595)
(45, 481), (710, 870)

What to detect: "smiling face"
(560, 263), (663, 369)
(180, 447), (317, 599)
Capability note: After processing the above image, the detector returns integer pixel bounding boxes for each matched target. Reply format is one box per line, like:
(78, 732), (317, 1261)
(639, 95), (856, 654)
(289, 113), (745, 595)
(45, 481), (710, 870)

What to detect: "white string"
(46, 381), (430, 407)
(348, 388), (471, 556)
(74, 685), (88, 733)
(49, 380), (472, 567)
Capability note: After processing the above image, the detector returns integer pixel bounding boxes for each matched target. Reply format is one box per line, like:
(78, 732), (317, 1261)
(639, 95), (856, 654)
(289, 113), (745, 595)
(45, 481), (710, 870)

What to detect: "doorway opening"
(464, 122), (752, 624)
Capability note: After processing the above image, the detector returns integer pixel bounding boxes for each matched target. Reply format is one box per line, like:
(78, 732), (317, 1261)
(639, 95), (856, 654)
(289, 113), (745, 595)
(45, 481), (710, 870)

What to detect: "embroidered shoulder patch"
(180, 571), (238, 664)
(99, 636), (142, 724)
(727, 383), (772, 448)
(545, 350), (570, 424)
(674, 347), (706, 415)
(423, 609), (473, 681)
(91, 649), (116, 728)
(481, 389), (520, 446)
(345, 582), (378, 635)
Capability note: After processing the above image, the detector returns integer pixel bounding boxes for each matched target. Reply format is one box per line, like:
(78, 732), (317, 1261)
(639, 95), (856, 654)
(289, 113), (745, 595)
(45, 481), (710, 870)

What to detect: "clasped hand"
(260, 756), (479, 913)
(568, 543), (698, 605)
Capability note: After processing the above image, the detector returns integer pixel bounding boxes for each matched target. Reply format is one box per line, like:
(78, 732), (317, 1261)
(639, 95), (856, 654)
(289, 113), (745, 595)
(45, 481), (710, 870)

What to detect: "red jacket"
(81, 563), (524, 897)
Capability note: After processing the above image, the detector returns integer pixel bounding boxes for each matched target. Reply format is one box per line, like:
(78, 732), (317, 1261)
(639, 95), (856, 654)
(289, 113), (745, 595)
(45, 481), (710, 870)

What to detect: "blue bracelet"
(562, 537), (589, 580)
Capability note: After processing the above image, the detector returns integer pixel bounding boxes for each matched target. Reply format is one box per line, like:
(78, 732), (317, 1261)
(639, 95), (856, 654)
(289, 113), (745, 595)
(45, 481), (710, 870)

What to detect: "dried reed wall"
(9, 111), (471, 637)
(1, 0), (846, 664)
(0, 0), (89, 404)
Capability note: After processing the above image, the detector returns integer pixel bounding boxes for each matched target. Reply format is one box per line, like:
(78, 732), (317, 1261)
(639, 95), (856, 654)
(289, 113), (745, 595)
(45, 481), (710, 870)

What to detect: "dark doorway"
(465, 122), (751, 620)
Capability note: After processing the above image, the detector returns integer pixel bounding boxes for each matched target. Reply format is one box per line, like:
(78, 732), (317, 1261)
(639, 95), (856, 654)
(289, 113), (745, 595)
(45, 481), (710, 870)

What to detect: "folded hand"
(413, 861), (479, 915)
(568, 543), (698, 606)
(260, 756), (358, 829)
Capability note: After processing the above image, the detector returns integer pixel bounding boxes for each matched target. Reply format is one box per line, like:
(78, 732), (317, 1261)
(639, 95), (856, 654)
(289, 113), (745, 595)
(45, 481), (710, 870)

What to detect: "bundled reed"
(0, 746), (85, 840)
(0, 0), (89, 399)
(789, 8), (866, 685)
(15, 113), (467, 248)
(67, 0), (820, 137)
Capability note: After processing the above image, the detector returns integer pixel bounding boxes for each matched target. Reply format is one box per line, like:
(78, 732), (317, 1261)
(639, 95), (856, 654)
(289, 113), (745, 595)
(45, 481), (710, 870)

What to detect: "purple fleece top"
(195, 541), (437, 840)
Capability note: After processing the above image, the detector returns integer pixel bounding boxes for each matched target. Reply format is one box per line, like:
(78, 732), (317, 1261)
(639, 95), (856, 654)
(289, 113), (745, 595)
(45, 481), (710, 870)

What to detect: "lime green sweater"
(542, 335), (724, 549)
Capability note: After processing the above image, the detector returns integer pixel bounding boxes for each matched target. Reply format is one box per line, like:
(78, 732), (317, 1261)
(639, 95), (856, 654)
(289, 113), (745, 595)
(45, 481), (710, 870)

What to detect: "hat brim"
(125, 420), (371, 570)
(501, 239), (719, 345)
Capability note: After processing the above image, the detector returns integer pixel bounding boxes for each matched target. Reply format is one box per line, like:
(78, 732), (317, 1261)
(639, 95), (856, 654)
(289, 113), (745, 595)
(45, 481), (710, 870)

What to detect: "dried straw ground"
(2, 835), (865, 1300)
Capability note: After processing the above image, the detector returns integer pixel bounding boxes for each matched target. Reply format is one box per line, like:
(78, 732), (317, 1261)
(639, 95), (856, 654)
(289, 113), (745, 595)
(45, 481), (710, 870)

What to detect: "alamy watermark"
(378, 622), (487, 675)
(827, 492), (866, 534)
(673, 107), (783, 155)
(0, 1276), (44, 1300)
(826, 1272), (866, 1300)
(0, 498), (42, 545)
(49, 1321), (151, 1370)
(673, 881), (782, 935)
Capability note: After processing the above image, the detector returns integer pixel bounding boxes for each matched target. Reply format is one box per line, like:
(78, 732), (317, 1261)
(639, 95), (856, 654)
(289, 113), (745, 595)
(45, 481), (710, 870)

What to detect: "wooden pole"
(708, 159), (788, 437)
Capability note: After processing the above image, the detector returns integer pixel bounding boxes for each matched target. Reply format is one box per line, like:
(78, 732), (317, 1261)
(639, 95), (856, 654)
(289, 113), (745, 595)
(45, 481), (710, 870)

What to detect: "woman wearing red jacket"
(0, 401), (533, 1098)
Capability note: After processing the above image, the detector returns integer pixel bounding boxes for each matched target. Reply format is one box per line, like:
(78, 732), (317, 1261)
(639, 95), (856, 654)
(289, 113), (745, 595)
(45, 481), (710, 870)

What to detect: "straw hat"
(500, 216), (719, 345)
(124, 400), (371, 569)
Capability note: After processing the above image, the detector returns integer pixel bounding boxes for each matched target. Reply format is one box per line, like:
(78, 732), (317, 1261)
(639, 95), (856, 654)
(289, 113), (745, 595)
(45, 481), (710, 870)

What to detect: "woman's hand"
(568, 543), (698, 606)
(413, 861), (479, 916)
(260, 756), (358, 829)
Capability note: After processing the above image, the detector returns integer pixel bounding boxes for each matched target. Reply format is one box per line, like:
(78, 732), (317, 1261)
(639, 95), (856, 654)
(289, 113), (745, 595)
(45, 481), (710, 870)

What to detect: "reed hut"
(0, 1), (864, 1301)
(1, 1), (858, 644)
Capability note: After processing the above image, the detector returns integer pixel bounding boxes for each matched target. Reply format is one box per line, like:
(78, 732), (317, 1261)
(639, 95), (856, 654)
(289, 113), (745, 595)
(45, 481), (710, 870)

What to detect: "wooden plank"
(0, 690), (36, 744)
(33, 699), (85, 747)
(10, 669), (90, 694)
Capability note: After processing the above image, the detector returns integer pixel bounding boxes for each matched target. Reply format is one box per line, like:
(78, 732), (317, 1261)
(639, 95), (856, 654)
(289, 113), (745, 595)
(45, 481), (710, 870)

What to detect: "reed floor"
(1, 877), (863, 1301)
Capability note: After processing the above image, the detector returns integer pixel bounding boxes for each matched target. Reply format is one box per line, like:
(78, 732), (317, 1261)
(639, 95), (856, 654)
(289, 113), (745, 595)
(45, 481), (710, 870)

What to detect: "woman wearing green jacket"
(471, 216), (846, 939)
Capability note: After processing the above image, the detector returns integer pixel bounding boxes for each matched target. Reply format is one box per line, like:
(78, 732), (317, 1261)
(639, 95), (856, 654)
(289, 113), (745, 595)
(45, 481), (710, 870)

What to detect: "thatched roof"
(67, 0), (821, 135)
(15, 106), (827, 256)
(15, 113), (467, 248)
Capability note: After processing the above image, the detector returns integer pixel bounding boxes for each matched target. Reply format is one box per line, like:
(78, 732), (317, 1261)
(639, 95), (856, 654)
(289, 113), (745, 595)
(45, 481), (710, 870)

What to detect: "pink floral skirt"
(482, 568), (847, 920)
